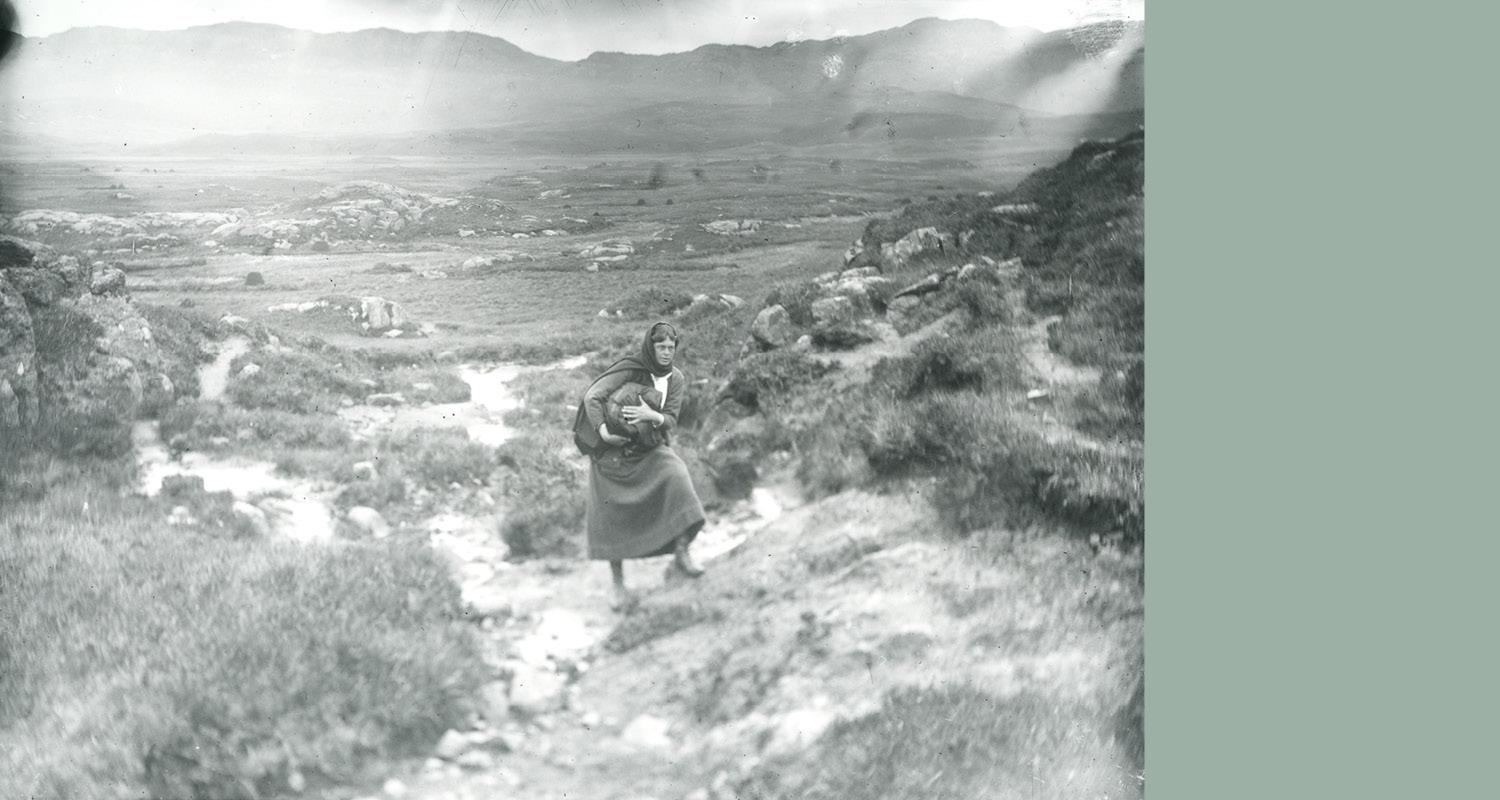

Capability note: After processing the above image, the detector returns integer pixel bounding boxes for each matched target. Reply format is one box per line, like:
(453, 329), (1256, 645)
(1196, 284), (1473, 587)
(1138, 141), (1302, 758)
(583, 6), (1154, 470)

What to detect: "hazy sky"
(15, 0), (1145, 60)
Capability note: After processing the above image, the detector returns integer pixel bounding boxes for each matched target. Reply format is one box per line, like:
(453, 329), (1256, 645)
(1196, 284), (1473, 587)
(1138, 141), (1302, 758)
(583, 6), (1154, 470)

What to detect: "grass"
(0, 465), (484, 800)
(160, 400), (353, 452)
(735, 685), (1140, 800)
(494, 432), (586, 559)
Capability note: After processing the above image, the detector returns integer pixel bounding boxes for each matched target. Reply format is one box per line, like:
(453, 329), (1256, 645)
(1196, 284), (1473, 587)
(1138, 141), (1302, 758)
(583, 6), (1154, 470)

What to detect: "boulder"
(885, 294), (924, 328)
(345, 506), (390, 539)
(357, 296), (409, 335)
(367, 392), (406, 407)
(90, 267), (127, 296)
(231, 501), (271, 537)
(879, 227), (955, 267)
(750, 304), (794, 350)
(351, 460), (379, 481)
(455, 751), (495, 771)
(0, 235), (48, 268)
(4, 268), (67, 306)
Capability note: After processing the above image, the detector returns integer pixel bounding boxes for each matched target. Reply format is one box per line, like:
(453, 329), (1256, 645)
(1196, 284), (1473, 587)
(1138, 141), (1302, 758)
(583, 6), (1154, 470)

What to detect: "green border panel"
(1151, 1), (1498, 798)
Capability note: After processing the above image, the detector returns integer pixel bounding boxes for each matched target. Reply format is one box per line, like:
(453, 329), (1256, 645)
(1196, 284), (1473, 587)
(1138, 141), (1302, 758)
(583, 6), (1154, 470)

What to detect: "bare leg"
(673, 534), (705, 578)
(609, 560), (635, 610)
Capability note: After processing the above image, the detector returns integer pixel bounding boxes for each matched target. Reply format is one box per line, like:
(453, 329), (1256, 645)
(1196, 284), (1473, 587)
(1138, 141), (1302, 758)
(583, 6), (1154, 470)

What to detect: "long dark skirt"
(586, 445), (706, 560)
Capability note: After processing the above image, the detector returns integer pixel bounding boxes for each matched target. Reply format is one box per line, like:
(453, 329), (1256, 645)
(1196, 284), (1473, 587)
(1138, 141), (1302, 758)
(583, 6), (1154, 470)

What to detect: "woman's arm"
(656, 369), (686, 432)
(583, 368), (636, 430)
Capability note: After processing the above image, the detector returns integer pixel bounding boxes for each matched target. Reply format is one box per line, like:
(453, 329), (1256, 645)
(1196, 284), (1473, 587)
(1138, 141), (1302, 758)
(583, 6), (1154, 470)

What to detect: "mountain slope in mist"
(0, 18), (1143, 152)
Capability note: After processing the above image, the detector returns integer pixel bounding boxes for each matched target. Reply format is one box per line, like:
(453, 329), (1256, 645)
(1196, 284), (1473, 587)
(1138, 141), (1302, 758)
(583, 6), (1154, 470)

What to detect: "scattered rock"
(455, 750), (495, 770)
(892, 271), (951, 299)
(167, 505), (196, 526)
(231, 502), (271, 537)
(620, 714), (673, 751)
(435, 729), (471, 760)
(237, 363), (261, 378)
(367, 393), (405, 407)
(89, 267), (127, 295)
(381, 778), (407, 797)
(357, 296), (409, 335)
(345, 506), (390, 539)
(464, 585), (513, 620)
(879, 227), (955, 267)
(701, 219), (761, 235)
(750, 304), (794, 350)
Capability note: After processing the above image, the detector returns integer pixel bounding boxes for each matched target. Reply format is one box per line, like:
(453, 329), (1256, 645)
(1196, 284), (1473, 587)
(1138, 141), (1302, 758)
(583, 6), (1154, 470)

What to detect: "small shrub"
(722, 351), (836, 412)
(244, 271), (265, 286)
(311, 239), (330, 253)
(226, 348), (369, 414)
(646, 163), (668, 189)
(378, 427), (494, 490)
(635, 198), (647, 206)
(605, 285), (694, 320)
(495, 435), (584, 559)
(763, 282), (823, 327)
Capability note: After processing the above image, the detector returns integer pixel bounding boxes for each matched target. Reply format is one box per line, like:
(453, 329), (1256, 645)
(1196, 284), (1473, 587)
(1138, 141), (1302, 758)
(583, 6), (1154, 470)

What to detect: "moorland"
(1, 18), (1143, 800)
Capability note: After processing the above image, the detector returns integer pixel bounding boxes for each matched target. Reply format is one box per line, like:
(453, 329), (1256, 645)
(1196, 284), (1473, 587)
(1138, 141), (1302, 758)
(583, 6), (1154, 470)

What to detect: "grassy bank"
(0, 455), (484, 799)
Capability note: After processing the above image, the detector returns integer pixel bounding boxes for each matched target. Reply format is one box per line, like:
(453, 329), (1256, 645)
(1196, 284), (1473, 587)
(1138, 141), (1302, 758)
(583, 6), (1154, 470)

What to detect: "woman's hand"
(598, 423), (630, 446)
(621, 401), (664, 427)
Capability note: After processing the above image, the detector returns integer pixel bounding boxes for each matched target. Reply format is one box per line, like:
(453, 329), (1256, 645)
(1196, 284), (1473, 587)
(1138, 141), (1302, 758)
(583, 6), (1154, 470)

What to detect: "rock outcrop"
(0, 236), (175, 434)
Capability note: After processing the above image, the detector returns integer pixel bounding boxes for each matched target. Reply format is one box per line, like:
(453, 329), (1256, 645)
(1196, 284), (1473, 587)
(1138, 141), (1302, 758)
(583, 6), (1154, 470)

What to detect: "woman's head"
(640, 321), (679, 375)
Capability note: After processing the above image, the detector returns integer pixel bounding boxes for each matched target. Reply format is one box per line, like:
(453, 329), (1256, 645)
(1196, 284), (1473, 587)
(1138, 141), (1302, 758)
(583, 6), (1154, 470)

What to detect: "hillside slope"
(1, 18), (1143, 151)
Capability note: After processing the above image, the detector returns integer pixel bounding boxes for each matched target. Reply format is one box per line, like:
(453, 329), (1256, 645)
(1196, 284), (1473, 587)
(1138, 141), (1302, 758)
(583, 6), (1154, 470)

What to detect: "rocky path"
(134, 335), (340, 542)
(127, 337), (792, 800)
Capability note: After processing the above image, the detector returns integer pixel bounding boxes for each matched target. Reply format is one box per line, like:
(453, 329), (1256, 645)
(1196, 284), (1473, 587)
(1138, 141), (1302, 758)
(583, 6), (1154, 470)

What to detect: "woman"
(576, 321), (706, 609)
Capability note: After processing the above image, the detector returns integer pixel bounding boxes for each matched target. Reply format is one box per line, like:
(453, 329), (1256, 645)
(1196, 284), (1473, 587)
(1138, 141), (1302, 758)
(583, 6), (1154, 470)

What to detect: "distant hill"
(0, 18), (1143, 154)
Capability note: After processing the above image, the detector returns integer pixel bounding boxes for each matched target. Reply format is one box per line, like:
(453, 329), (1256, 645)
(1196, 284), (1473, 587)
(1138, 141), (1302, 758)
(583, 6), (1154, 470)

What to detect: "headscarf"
(638, 321), (679, 377)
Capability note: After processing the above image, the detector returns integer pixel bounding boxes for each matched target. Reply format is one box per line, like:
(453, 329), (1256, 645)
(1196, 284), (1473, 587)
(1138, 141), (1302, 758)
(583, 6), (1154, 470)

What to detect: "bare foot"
(610, 585), (639, 613)
(673, 549), (705, 578)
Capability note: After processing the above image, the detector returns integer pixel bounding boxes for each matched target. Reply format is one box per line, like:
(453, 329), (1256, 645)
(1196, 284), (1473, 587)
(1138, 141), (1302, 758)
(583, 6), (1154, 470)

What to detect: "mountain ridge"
(2, 17), (1143, 153)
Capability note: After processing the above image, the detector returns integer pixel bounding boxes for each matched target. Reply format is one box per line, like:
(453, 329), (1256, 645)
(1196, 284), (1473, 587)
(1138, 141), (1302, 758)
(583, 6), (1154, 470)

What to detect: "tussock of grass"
(136, 302), (222, 400)
(722, 351), (837, 413)
(228, 348), (370, 414)
(160, 400), (353, 451)
(495, 432), (585, 559)
(605, 285), (695, 319)
(378, 427), (496, 489)
(736, 685), (1139, 800)
(0, 473), (483, 799)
